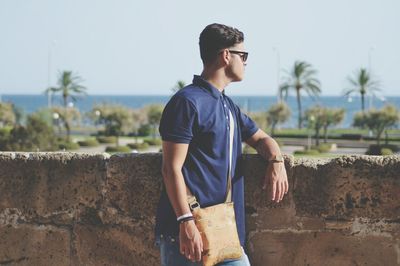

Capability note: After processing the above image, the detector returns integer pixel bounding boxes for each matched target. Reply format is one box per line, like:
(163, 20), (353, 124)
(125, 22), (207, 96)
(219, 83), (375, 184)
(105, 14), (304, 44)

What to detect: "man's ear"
(221, 49), (230, 66)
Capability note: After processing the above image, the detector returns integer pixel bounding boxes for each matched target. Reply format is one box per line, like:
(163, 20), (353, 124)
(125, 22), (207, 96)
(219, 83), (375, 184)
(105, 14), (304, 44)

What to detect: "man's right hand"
(179, 220), (203, 262)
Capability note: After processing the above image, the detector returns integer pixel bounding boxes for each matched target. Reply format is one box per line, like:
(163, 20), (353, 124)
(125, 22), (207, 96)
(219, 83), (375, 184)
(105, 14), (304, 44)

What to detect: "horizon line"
(1, 93), (400, 97)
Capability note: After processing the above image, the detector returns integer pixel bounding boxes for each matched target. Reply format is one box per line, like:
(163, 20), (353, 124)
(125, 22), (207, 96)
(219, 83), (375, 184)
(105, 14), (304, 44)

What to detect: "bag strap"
(186, 107), (235, 210)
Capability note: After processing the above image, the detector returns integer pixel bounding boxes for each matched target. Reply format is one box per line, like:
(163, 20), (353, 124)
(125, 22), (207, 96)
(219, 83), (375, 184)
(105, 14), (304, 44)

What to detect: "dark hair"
(199, 23), (244, 64)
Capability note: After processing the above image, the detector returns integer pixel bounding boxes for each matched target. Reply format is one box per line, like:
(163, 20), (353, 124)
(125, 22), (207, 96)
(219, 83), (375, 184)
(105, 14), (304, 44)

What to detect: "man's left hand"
(262, 161), (288, 203)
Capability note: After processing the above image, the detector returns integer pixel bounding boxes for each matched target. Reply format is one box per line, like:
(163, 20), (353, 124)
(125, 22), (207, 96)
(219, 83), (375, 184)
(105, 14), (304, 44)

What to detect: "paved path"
(75, 142), (367, 156)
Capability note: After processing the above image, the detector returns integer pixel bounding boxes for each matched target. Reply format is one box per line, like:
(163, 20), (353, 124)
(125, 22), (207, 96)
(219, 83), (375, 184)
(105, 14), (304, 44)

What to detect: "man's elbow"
(161, 163), (179, 181)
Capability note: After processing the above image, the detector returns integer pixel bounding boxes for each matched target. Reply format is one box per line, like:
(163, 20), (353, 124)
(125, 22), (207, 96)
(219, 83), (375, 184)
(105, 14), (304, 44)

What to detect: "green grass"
(77, 138), (100, 147)
(105, 145), (131, 153)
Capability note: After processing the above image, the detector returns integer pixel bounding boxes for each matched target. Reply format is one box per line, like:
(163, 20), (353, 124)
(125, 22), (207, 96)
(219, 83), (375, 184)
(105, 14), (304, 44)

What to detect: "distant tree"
(12, 104), (24, 126)
(321, 108), (345, 143)
(147, 104), (164, 139)
(45, 71), (87, 141)
(343, 68), (380, 114)
(138, 124), (151, 137)
(172, 80), (186, 93)
(51, 106), (81, 139)
(248, 112), (268, 132)
(1, 114), (57, 151)
(305, 106), (345, 146)
(304, 106), (325, 146)
(91, 104), (134, 146)
(0, 102), (16, 127)
(353, 105), (399, 145)
(266, 102), (291, 136)
(131, 108), (148, 141)
(280, 61), (321, 129)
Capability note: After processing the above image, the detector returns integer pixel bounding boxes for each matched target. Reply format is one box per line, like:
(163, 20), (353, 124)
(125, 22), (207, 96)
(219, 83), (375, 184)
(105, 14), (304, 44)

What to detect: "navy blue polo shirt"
(155, 75), (258, 246)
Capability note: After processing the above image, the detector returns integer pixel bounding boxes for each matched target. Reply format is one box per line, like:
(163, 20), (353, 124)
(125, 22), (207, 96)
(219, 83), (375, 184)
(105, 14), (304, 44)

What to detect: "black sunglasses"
(228, 50), (248, 62)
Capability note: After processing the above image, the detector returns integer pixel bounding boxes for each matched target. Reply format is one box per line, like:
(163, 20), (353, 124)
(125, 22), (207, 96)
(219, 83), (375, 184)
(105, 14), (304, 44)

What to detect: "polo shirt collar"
(192, 75), (223, 99)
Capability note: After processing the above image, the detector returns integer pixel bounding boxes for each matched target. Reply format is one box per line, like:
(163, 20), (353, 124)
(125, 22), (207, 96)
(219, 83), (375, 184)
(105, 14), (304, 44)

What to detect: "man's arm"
(161, 141), (203, 262)
(245, 129), (289, 202)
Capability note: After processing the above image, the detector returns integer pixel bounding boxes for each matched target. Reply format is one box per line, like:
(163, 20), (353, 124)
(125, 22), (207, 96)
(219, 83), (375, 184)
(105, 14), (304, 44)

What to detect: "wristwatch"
(268, 154), (284, 163)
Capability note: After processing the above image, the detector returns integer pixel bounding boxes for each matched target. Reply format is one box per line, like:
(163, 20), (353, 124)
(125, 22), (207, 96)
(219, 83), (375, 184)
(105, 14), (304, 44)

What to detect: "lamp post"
(53, 112), (61, 134)
(307, 115), (315, 151)
(368, 46), (374, 109)
(47, 40), (57, 108)
(368, 46), (375, 137)
(94, 110), (101, 131)
(272, 47), (281, 103)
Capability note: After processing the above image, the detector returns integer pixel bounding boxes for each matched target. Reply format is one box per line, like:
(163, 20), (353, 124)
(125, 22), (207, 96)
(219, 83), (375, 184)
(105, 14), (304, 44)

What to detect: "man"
(155, 23), (288, 266)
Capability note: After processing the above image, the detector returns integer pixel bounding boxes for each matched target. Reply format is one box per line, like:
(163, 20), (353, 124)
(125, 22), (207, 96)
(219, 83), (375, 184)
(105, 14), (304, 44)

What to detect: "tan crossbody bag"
(185, 110), (243, 266)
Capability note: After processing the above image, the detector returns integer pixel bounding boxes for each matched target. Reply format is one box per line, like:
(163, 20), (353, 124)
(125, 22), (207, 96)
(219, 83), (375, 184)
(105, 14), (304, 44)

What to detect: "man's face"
(226, 42), (247, 82)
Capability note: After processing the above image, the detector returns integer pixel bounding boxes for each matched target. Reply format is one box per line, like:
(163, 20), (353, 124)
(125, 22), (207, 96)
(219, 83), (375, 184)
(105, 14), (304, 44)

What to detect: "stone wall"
(0, 152), (399, 266)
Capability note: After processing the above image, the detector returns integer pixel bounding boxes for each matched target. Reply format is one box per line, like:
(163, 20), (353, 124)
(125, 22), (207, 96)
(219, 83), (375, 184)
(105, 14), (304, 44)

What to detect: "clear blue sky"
(1, 0), (399, 96)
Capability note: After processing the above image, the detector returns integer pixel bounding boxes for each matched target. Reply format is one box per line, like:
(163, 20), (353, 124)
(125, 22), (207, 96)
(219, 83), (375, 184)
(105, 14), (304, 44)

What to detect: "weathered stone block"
(293, 156), (400, 220)
(106, 153), (163, 219)
(73, 224), (159, 266)
(0, 152), (107, 224)
(247, 231), (399, 266)
(0, 224), (70, 265)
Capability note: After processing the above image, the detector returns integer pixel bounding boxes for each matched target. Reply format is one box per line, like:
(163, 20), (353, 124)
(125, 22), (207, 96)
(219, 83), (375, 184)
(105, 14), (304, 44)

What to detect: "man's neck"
(201, 68), (230, 93)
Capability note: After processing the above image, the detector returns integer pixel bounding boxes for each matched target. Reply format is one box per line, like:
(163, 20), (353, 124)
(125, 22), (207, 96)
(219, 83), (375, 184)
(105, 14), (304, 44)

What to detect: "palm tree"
(172, 80), (186, 93)
(280, 61), (321, 129)
(343, 68), (380, 114)
(45, 71), (87, 141)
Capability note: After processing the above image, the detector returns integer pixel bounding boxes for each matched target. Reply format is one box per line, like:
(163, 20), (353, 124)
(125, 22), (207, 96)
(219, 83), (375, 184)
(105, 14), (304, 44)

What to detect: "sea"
(1, 94), (399, 128)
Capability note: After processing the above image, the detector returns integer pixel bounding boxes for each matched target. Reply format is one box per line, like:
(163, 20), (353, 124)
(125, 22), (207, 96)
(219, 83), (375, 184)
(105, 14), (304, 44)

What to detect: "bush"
(97, 136), (117, 144)
(294, 149), (320, 156)
(144, 138), (162, 146)
(138, 124), (151, 136)
(77, 139), (100, 147)
(366, 144), (399, 155)
(105, 145), (131, 153)
(58, 141), (80, 150)
(340, 134), (363, 140)
(312, 143), (333, 153)
(242, 144), (257, 154)
(381, 148), (393, 156)
(127, 142), (149, 150)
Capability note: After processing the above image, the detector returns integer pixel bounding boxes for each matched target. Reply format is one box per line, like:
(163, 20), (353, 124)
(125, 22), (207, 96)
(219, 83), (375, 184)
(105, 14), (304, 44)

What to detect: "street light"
(53, 112), (61, 134)
(47, 40), (57, 108)
(272, 47), (281, 103)
(368, 46), (375, 110)
(307, 115), (315, 151)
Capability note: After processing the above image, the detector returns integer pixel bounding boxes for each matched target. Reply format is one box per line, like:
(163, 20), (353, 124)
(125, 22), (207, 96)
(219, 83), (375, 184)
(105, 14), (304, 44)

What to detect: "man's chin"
(232, 76), (244, 82)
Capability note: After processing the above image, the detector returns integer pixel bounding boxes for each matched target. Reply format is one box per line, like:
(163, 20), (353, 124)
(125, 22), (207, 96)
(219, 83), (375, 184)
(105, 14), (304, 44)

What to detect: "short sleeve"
(159, 96), (197, 144)
(234, 104), (259, 141)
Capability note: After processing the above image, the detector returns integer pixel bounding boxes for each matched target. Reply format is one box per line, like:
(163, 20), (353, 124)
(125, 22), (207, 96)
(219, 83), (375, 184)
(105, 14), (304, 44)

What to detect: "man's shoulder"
(172, 84), (213, 106)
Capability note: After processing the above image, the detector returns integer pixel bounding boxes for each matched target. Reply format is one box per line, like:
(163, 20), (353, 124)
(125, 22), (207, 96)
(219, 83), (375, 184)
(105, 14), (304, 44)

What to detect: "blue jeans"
(156, 235), (251, 266)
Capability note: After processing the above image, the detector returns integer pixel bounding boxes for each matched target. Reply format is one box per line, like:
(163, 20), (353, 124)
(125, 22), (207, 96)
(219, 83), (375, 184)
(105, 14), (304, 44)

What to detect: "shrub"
(366, 144), (398, 155)
(381, 148), (393, 156)
(105, 145), (131, 153)
(127, 142), (149, 150)
(312, 143), (333, 153)
(138, 124), (151, 136)
(58, 141), (80, 150)
(144, 138), (162, 146)
(340, 134), (363, 140)
(294, 149), (320, 156)
(242, 144), (257, 154)
(77, 139), (100, 147)
(97, 136), (117, 144)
